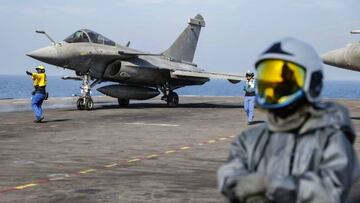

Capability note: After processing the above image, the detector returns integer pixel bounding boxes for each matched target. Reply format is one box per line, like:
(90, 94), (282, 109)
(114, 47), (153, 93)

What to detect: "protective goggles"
(246, 73), (254, 78)
(255, 59), (306, 109)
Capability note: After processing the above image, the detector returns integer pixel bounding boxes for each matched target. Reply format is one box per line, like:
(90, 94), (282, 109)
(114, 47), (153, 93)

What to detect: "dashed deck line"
(0, 135), (235, 195)
(124, 122), (179, 127)
(104, 163), (118, 168)
(15, 183), (38, 190)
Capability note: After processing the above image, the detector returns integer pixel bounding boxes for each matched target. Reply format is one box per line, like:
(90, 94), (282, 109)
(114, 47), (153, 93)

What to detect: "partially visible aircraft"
(321, 30), (360, 71)
(27, 14), (244, 110)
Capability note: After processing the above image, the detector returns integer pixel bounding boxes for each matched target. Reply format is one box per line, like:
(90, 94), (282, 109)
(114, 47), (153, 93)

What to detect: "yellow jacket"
(32, 73), (47, 87)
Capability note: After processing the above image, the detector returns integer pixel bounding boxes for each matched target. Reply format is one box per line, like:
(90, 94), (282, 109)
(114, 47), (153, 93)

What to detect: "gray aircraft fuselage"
(28, 31), (208, 88)
(27, 15), (243, 110)
(321, 30), (360, 72)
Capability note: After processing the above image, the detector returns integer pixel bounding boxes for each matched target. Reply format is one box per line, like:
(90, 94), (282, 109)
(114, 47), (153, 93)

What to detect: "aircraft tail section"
(162, 14), (205, 63)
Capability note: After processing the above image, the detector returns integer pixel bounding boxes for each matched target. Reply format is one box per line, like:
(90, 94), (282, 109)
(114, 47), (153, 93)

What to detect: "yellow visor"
(256, 59), (306, 107)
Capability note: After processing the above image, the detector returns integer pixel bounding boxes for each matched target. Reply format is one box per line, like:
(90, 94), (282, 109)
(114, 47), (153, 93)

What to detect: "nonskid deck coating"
(0, 96), (359, 203)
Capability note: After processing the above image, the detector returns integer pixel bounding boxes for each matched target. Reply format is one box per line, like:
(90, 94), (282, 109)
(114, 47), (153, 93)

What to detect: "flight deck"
(0, 96), (359, 203)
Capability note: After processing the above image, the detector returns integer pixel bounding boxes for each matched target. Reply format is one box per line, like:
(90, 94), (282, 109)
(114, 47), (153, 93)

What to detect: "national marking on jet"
(27, 14), (245, 110)
(321, 30), (360, 72)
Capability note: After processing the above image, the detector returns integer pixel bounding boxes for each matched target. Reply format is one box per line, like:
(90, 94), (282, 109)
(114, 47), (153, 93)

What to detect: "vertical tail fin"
(162, 14), (205, 63)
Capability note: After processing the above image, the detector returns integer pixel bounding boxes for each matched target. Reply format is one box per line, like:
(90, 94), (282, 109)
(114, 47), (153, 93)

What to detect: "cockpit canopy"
(64, 29), (116, 46)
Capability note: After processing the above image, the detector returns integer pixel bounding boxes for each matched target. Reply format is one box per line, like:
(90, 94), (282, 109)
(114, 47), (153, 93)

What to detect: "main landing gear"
(76, 73), (101, 110)
(118, 98), (130, 108)
(160, 83), (179, 107)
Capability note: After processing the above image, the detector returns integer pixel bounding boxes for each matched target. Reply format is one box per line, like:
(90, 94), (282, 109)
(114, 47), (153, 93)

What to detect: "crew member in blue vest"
(243, 70), (256, 125)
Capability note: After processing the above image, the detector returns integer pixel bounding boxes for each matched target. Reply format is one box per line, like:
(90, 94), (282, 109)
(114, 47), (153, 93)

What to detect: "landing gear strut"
(160, 83), (179, 107)
(76, 73), (101, 111)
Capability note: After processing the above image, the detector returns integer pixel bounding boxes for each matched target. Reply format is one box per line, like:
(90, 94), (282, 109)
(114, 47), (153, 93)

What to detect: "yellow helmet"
(36, 65), (45, 70)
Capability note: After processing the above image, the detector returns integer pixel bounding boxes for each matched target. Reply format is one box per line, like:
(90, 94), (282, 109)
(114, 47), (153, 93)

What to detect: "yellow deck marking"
(124, 122), (179, 127)
(49, 177), (65, 181)
(15, 183), (38, 190)
(79, 169), (96, 174)
(146, 154), (159, 159)
(1, 136), (233, 195)
(128, 158), (141, 163)
(105, 163), (118, 168)
(12, 101), (27, 104)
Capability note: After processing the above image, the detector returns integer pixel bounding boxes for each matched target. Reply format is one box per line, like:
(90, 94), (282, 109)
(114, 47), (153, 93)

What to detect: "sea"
(0, 75), (360, 100)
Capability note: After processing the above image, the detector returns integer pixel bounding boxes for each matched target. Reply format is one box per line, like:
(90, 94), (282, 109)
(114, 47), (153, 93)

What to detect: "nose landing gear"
(75, 73), (101, 110)
(76, 74), (93, 110)
(77, 96), (93, 110)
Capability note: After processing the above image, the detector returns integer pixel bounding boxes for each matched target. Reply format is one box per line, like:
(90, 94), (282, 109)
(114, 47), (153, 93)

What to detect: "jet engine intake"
(103, 60), (169, 85)
(103, 60), (131, 80)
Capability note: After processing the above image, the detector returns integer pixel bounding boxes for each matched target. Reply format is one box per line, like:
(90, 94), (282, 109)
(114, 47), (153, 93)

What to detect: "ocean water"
(0, 75), (360, 100)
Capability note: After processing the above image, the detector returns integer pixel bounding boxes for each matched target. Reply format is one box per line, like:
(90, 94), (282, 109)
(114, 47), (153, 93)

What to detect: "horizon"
(0, 74), (359, 82)
(0, 0), (359, 80)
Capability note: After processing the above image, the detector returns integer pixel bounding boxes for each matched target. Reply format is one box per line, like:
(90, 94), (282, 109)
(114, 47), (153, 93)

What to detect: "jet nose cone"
(27, 46), (59, 65)
(321, 52), (334, 65)
(321, 48), (346, 67)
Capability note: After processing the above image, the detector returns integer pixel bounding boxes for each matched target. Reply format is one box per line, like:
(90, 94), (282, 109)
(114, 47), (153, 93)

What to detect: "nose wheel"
(75, 73), (99, 111)
(77, 96), (94, 110)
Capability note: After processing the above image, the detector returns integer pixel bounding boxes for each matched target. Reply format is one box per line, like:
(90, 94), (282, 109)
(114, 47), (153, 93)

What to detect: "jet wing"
(171, 70), (245, 83)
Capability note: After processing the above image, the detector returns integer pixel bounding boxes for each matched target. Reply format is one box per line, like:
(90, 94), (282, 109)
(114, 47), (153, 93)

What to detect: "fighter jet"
(27, 14), (244, 110)
(321, 30), (360, 72)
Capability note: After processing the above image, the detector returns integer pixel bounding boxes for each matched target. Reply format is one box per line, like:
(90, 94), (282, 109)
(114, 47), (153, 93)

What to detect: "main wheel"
(167, 92), (179, 107)
(118, 99), (130, 108)
(85, 98), (94, 110)
(77, 98), (85, 110)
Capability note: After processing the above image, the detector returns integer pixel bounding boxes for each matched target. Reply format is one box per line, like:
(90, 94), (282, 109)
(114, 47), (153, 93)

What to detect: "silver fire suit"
(218, 102), (359, 203)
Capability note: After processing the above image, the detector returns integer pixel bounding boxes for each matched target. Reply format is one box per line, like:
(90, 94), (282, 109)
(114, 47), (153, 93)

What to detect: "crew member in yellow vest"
(26, 65), (47, 123)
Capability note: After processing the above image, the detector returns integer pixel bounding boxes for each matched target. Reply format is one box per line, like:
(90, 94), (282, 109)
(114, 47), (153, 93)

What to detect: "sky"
(0, 0), (359, 80)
